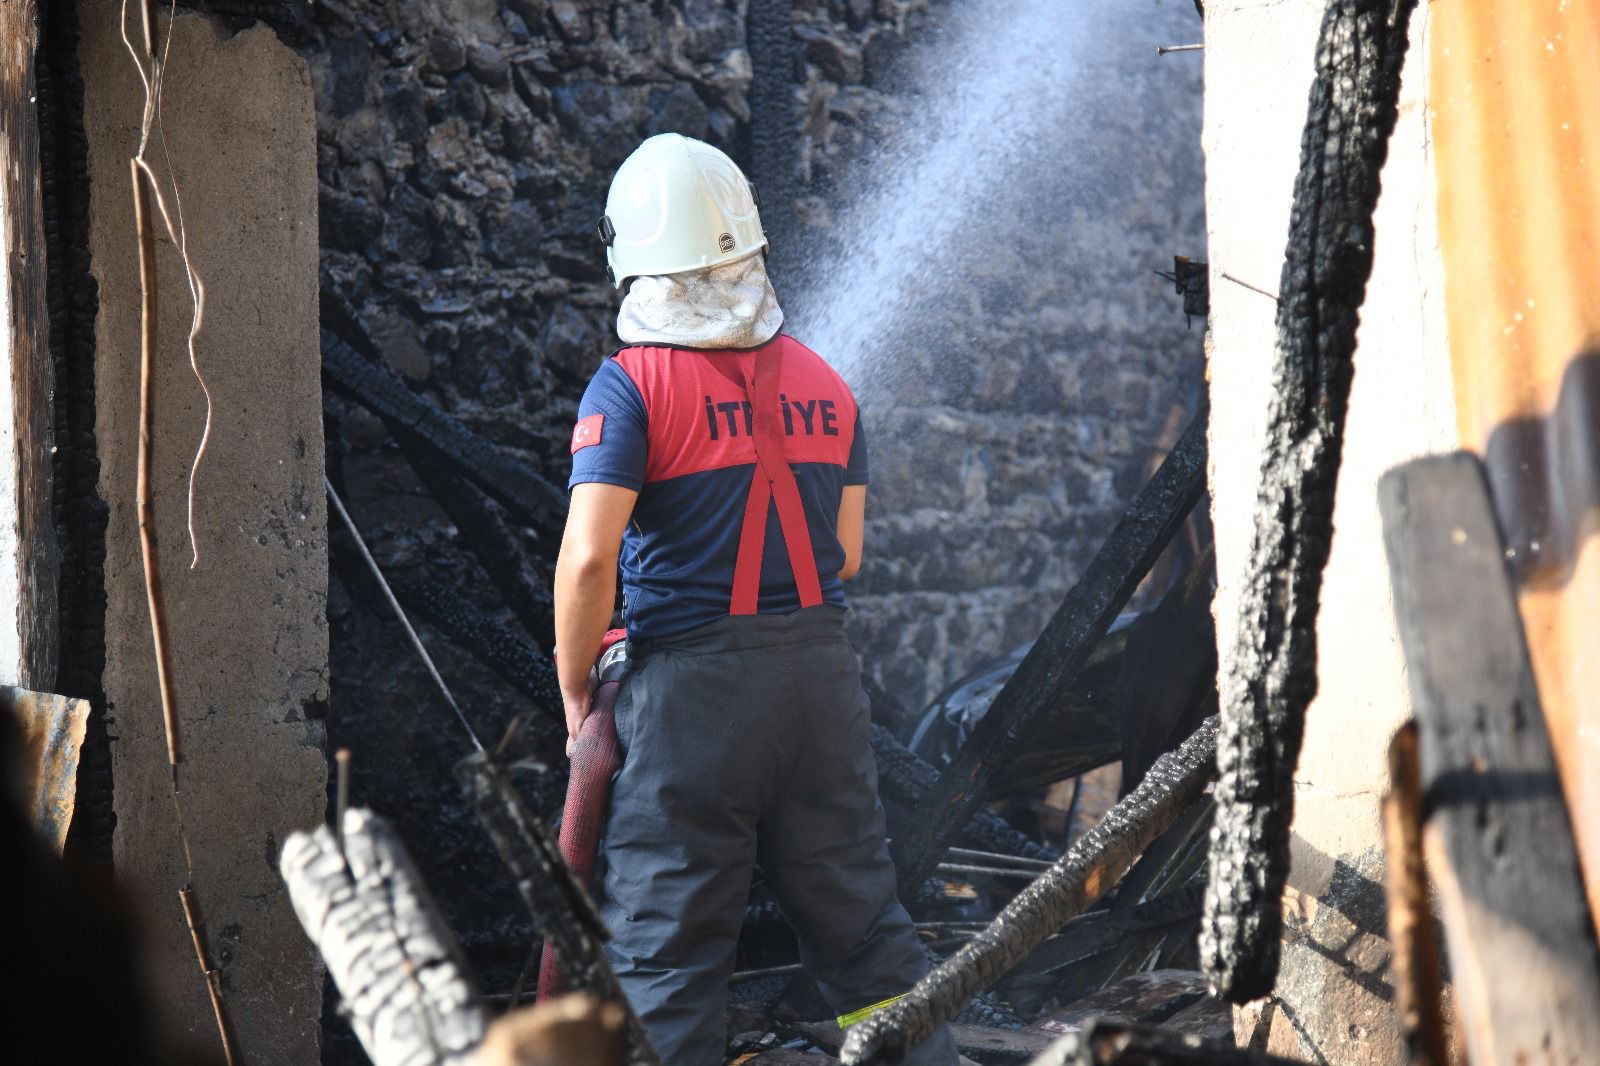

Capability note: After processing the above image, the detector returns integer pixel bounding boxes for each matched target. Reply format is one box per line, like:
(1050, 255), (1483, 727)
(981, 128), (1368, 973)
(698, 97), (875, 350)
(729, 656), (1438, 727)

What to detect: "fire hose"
(538, 630), (630, 1000)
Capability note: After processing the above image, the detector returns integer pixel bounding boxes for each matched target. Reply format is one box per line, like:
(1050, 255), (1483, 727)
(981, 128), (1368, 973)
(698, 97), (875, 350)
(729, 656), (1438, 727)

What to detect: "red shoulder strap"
(729, 342), (824, 615)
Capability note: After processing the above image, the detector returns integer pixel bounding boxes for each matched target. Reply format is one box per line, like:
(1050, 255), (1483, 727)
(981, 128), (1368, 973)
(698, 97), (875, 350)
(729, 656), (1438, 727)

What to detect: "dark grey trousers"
(599, 606), (958, 1066)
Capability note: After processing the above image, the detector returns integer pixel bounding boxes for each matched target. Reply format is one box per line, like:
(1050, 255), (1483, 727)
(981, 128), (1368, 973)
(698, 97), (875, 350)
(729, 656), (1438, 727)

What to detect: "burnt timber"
(456, 751), (661, 1066)
(1201, 0), (1420, 1003)
(1, 0), (64, 692)
(1380, 452), (1600, 1063)
(322, 323), (567, 538)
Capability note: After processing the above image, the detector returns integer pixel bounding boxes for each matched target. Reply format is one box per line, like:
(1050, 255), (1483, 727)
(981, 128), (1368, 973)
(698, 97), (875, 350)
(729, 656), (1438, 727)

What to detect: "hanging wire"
(325, 478), (485, 753)
(120, 0), (212, 569)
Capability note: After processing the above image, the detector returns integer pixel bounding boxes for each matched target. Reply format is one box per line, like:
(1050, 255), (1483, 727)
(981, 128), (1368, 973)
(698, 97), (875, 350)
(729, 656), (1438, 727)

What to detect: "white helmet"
(598, 133), (767, 289)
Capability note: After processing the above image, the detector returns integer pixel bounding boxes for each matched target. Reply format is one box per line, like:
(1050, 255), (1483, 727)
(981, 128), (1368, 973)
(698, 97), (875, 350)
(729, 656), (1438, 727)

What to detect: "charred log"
(869, 723), (1057, 864)
(1202, 0), (1419, 1003)
(323, 292), (558, 645)
(1118, 543), (1215, 794)
(1, 0), (62, 697)
(906, 631), (1129, 804)
(389, 574), (563, 727)
(841, 717), (1218, 1065)
(280, 809), (488, 1066)
(321, 324), (566, 539)
(894, 403), (1207, 897)
(1005, 879), (1206, 978)
(35, 0), (112, 873)
(404, 448), (556, 652)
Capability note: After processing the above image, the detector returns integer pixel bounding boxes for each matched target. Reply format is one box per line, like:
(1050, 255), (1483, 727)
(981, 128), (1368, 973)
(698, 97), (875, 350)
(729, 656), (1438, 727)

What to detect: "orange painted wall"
(1432, 0), (1600, 919)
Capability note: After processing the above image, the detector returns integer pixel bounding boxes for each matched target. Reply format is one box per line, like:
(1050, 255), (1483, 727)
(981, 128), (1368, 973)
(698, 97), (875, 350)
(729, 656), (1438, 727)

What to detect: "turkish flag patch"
(570, 413), (604, 453)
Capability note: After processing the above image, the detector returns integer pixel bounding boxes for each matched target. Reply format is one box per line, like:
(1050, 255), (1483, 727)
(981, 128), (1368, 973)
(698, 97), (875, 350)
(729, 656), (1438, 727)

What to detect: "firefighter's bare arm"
(554, 481), (639, 753)
(838, 484), (866, 580)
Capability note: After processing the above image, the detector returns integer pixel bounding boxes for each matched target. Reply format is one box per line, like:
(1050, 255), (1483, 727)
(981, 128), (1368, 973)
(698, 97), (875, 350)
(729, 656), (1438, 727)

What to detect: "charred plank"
(1379, 452), (1600, 1063)
(1, 0), (63, 691)
(1010, 880), (1206, 977)
(1202, 0), (1420, 1002)
(321, 325), (566, 538)
(791, 1020), (1055, 1064)
(894, 403), (1207, 897)
(322, 293), (557, 642)
(389, 574), (562, 726)
(404, 447), (556, 651)
(869, 723), (1057, 863)
(1118, 544), (1215, 793)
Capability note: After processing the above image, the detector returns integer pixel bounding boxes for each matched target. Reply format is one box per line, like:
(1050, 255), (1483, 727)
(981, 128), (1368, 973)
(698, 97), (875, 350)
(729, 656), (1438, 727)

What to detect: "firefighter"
(554, 133), (958, 1065)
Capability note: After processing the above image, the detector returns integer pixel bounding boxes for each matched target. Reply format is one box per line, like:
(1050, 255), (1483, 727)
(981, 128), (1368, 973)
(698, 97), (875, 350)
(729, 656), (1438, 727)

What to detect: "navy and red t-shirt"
(568, 334), (868, 639)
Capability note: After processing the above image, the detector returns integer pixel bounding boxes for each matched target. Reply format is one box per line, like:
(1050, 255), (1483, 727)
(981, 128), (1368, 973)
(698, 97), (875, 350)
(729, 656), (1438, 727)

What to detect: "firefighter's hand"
(563, 690), (592, 757)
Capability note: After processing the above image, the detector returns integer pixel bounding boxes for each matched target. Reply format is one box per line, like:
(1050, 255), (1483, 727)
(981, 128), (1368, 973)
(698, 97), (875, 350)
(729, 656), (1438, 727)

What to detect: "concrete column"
(79, 4), (327, 1062)
(1203, 2), (1455, 1062)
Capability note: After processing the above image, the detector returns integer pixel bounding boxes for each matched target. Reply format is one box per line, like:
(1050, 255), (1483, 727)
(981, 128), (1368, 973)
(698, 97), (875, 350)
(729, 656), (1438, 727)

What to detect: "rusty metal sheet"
(6, 685), (90, 853)
(1432, 0), (1600, 921)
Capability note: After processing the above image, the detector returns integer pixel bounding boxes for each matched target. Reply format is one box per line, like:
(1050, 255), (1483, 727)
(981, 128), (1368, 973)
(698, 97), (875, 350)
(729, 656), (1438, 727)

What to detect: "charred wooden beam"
(1118, 543), (1215, 794)
(1010, 880), (1206, 977)
(280, 808), (488, 1066)
(1201, 0), (1420, 1003)
(37, 0), (112, 875)
(1, 0), (63, 691)
(791, 1019), (1055, 1064)
(321, 325), (566, 538)
(455, 752), (659, 1066)
(869, 722), (1058, 864)
(894, 402), (1207, 897)
(841, 717), (1218, 1066)
(324, 495), (562, 727)
(404, 448), (555, 651)
(1023, 1018), (1301, 1066)
(323, 293), (557, 645)
(386, 574), (563, 725)
(1379, 452), (1600, 1063)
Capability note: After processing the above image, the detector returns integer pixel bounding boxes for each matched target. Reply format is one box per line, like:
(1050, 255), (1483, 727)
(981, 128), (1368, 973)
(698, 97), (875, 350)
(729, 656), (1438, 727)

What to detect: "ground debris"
(841, 718), (1218, 1065)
